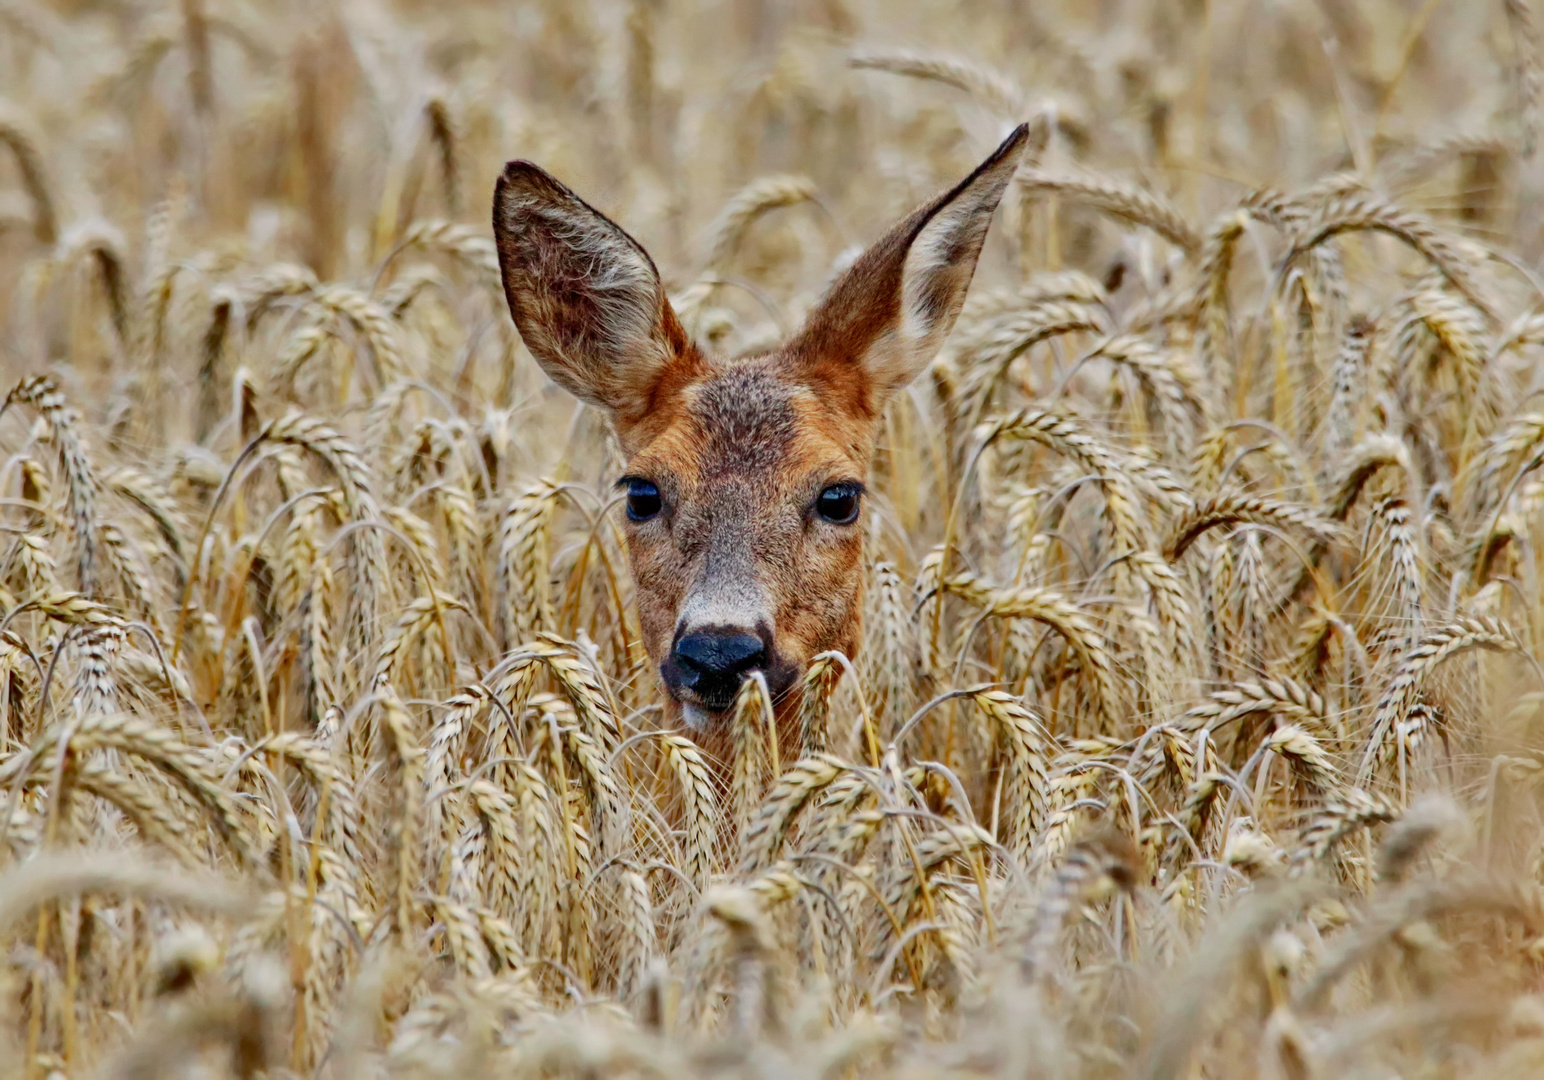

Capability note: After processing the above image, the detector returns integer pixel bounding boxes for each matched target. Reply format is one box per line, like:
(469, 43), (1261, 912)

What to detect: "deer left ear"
(492, 160), (702, 429)
(785, 124), (1031, 415)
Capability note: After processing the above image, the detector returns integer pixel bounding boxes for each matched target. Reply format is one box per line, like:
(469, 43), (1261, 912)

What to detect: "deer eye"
(815, 483), (862, 525)
(624, 479), (662, 522)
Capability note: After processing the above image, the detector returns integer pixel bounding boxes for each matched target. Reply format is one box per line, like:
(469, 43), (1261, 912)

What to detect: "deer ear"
(492, 162), (700, 425)
(785, 124), (1030, 414)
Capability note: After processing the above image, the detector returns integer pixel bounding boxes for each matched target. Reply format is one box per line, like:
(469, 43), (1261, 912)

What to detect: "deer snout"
(663, 628), (769, 714)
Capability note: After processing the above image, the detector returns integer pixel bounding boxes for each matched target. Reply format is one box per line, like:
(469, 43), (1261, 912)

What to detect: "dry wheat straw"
(379, 684), (424, 938)
(392, 220), (501, 293)
(798, 651), (845, 754)
(1017, 168), (1202, 253)
(1165, 494), (1337, 560)
(658, 732), (717, 891)
(704, 175), (819, 273)
(966, 689), (1050, 858)
(0, 105), (56, 244)
(945, 571), (1122, 727)
(1285, 192), (1498, 323)
(1358, 617), (1525, 783)
(1020, 829), (1135, 979)
(975, 406), (1150, 550)
(742, 754), (850, 874)
(5, 377), (99, 594)
(1508, 0), (1543, 156)
(423, 97), (461, 217)
(500, 480), (561, 645)
(848, 49), (1023, 117)
(956, 305), (1109, 423)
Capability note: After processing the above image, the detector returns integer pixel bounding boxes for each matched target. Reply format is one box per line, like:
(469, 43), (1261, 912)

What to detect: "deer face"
(616, 357), (872, 727)
(492, 126), (1027, 747)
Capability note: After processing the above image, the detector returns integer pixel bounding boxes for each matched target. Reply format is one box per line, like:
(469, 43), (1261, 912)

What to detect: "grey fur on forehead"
(689, 365), (798, 471)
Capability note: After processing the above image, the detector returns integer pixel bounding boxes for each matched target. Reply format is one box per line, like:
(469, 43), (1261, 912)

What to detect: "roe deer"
(492, 125), (1029, 764)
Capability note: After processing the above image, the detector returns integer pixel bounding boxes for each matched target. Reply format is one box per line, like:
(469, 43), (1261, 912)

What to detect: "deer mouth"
(662, 669), (758, 727)
(671, 687), (773, 732)
(670, 681), (744, 719)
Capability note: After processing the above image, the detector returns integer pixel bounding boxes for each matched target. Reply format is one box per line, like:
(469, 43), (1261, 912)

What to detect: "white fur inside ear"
(898, 192), (997, 361)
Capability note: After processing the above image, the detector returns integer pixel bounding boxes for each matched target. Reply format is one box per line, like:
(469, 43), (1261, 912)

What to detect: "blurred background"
(0, 0), (1532, 425)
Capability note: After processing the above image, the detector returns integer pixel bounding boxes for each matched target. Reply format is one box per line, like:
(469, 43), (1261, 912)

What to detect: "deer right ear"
(782, 125), (1030, 417)
(492, 162), (700, 425)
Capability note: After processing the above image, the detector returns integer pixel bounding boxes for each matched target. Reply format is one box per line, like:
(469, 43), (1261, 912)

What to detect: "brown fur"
(492, 125), (1029, 760)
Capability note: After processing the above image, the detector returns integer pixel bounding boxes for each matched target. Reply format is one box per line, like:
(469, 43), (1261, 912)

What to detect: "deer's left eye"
(815, 483), (862, 525)
(625, 479), (662, 522)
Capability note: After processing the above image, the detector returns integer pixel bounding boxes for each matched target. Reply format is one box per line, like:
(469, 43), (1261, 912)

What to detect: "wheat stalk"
(0, 105), (56, 244)
(1165, 494), (1338, 560)
(5, 378), (100, 595)
(20, 711), (252, 863)
(965, 689), (1050, 859)
(741, 753), (850, 874)
(499, 480), (561, 647)
(658, 731), (718, 891)
(378, 683), (425, 939)
(1358, 617), (1525, 785)
(390, 220), (500, 294)
(1018, 167), (1202, 254)
(704, 174), (819, 273)
(945, 571), (1122, 728)
(975, 405), (1152, 551)
(1020, 829), (1135, 979)
(956, 304), (1110, 425)
(1284, 192), (1498, 324)
(849, 48), (1024, 116)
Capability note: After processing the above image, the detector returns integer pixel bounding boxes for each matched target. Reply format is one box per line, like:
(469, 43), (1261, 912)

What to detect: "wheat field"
(3, 0), (1544, 1076)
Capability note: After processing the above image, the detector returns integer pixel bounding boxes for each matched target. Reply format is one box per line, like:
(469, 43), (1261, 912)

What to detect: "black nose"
(669, 630), (768, 710)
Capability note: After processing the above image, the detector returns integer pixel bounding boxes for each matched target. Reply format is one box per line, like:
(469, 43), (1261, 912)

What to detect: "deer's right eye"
(815, 482), (862, 524)
(624, 479), (662, 522)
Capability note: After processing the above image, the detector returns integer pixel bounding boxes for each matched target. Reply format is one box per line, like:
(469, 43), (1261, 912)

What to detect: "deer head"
(492, 126), (1028, 758)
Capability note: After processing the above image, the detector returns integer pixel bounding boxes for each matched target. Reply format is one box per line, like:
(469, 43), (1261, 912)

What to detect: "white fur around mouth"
(678, 699), (738, 730)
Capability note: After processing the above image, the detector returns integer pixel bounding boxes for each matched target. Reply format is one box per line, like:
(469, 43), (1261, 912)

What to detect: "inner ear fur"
(492, 161), (702, 426)
(783, 124), (1031, 417)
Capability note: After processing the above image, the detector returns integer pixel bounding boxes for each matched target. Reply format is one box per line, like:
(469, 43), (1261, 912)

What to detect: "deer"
(492, 124), (1029, 767)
